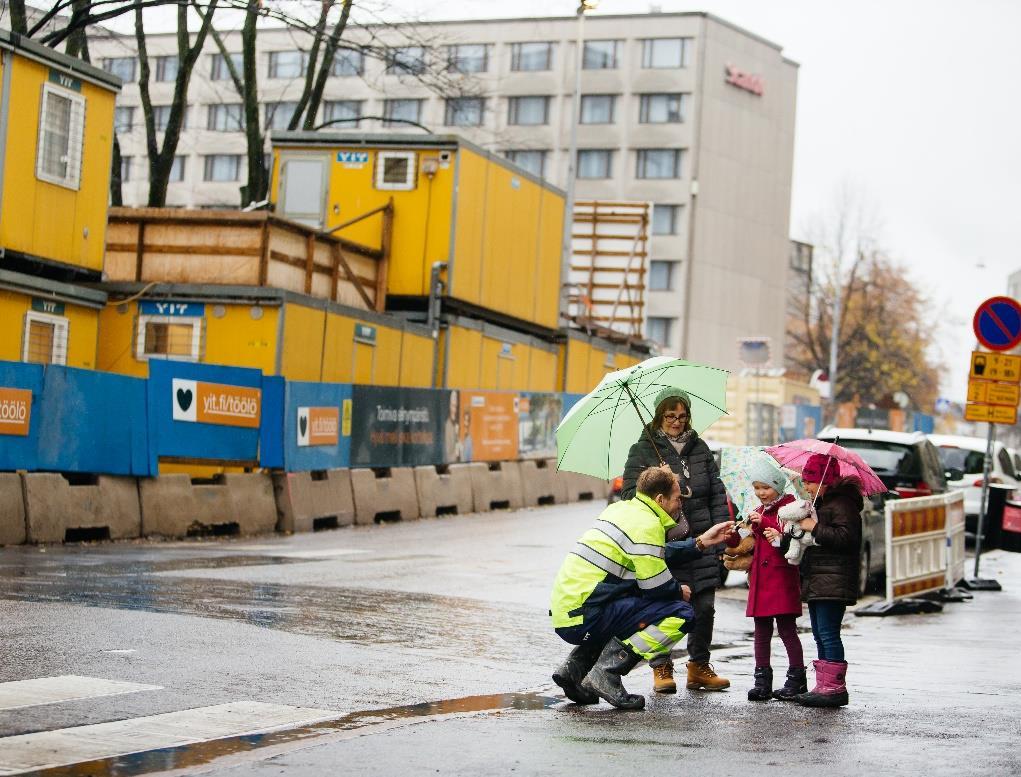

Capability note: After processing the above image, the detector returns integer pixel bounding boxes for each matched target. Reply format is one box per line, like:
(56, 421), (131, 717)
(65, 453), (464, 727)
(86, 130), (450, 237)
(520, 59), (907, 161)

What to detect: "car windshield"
(820, 439), (915, 476)
(935, 446), (985, 475)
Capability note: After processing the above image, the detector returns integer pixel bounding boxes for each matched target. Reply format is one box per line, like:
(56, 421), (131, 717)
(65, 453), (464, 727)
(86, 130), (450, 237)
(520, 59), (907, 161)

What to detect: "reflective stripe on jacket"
(550, 493), (679, 628)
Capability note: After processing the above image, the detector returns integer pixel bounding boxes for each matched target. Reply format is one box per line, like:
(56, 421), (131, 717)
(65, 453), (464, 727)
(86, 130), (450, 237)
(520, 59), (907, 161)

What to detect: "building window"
(152, 104), (187, 132)
(652, 204), (681, 235)
(639, 93), (689, 124)
(387, 46), (426, 75)
(504, 150), (548, 178)
(265, 101), (298, 131)
(511, 42), (553, 72)
(203, 154), (241, 182)
(447, 44), (488, 73)
(508, 95), (549, 126)
(648, 260), (678, 291)
(646, 316), (674, 346)
(210, 52), (242, 81)
(120, 156), (131, 182)
(323, 100), (362, 127)
(375, 151), (417, 191)
(169, 156), (186, 182)
(583, 40), (618, 70)
(641, 38), (692, 69)
(102, 57), (136, 82)
(207, 103), (245, 131)
(155, 55), (179, 82)
(577, 149), (613, 179)
(580, 94), (615, 124)
(36, 84), (85, 190)
(136, 315), (202, 361)
(383, 99), (423, 126)
(268, 50), (306, 79)
(445, 97), (484, 127)
(331, 47), (364, 76)
(23, 312), (69, 365)
(636, 148), (683, 179)
(114, 105), (134, 132)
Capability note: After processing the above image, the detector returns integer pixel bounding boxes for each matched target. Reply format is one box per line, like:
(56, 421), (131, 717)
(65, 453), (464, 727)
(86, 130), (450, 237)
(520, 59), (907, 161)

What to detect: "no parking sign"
(973, 296), (1021, 352)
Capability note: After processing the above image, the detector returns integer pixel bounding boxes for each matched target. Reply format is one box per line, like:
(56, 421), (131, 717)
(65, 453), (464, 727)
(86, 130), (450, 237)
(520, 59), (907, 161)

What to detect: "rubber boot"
(552, 644), (600, 705)
(747, 666), (773, 701)
(772, 666), (808, 701)
(580, 637), (646, 710)
(686, 661), (731, 690)
(651, 658), (677, 694)
(797, 660), (849, 708)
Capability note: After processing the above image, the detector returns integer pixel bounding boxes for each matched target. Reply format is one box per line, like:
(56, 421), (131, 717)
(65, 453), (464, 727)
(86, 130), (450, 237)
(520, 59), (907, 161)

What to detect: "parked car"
(817, 427), (949, 595)
(928, 434), (1020, 541)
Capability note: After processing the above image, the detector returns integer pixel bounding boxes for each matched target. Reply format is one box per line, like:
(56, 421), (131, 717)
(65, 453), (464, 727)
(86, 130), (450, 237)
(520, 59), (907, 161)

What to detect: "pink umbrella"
(765, 438), (887, 497)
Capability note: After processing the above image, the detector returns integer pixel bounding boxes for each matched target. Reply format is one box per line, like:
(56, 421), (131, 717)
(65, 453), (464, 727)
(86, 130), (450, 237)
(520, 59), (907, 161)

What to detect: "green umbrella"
(718, 446), (809, 521)
(556, 356), (729, 480)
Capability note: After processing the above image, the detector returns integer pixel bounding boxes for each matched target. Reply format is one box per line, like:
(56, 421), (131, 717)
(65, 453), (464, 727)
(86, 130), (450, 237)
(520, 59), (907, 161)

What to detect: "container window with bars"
(36, 84), (86, 190)
(23, 313), (69, 365)
(135, 316), (203, 361)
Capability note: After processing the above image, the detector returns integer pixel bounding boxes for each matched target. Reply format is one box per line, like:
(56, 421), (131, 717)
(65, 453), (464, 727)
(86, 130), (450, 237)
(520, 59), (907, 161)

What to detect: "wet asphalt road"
(0, 501), (1019, 776)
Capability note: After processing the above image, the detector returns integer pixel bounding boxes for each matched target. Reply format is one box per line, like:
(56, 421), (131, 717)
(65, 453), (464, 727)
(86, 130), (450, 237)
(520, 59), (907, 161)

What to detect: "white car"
(928, 434), (1019, 520)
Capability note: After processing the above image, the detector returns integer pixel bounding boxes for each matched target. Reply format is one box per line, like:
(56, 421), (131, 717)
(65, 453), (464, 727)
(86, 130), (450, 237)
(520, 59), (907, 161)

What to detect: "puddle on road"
(32, 692), (559, 777)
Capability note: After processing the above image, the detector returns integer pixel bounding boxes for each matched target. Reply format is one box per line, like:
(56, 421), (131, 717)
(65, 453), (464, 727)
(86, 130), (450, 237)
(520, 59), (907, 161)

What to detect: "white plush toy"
(776, 498), (818, 565)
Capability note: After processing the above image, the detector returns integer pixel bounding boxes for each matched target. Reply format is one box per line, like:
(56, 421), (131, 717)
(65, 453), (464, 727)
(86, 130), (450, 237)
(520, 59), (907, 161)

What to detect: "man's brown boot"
(651, 660), (677, 694)
(686, 661), (730, 690)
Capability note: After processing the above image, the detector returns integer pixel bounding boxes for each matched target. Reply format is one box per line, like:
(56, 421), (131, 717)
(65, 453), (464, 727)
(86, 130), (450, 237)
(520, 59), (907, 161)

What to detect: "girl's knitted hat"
(747, 457), (789, 494)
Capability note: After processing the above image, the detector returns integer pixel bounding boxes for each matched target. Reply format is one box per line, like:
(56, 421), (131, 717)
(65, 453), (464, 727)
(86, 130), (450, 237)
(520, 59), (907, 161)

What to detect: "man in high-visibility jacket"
(550, 465), (735, 709)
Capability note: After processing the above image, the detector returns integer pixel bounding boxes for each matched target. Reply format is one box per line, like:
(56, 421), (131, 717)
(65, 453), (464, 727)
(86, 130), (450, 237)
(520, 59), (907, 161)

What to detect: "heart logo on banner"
(176, 388), (193, 412)
(299, 415), (308, 437)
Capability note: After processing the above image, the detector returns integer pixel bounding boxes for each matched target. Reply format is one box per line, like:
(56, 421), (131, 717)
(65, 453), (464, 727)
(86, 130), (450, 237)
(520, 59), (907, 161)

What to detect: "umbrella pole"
(811, 436), (840, 507)
(622, 383), (665, 466)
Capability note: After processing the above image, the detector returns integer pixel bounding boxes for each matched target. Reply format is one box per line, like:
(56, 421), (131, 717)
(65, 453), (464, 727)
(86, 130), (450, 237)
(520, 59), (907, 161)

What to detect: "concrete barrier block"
(467, 461), (524, 512)
(23, 474), (140, 543)
(551, 461), (608, 503)
(273, 469), (354, 533)
(350, 467), (420, 525)
(0, 473), (26, 546)
(518, 459), (560, 507)
(139, 473), (277, 538)
(414, 464), (474, 518)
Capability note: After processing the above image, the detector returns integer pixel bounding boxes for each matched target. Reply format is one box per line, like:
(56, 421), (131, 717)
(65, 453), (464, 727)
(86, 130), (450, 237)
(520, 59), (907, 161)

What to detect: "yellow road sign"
(970, 351), (1021, 383)
(967, 379), (1021, 407)
(964, 403), (1018, 425)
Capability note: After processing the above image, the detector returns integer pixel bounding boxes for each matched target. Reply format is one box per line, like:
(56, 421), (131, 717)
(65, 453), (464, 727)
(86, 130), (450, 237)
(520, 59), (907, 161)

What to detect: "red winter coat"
(728, 494), (802, 618)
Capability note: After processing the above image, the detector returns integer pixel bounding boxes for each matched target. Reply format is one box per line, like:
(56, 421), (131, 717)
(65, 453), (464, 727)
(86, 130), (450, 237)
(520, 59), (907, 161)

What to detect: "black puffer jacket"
(620, 431), (729, 592)
(802, 479), (864, 605)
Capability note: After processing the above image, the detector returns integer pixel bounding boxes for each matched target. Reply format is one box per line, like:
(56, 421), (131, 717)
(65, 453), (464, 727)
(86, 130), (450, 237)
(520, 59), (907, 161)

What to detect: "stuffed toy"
(722, 519), (755, 571)
(776, 499), (818, 565)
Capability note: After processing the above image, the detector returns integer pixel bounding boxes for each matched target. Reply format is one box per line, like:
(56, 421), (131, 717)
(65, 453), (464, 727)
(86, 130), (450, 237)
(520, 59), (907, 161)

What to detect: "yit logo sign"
(172, 378), (261, 428)
(336, 151), (369, 165)
(725, 64), (765, 96)
(140, 301), (205, 317)
(0, 388), (32, 437)
(297, 406), (340, 447)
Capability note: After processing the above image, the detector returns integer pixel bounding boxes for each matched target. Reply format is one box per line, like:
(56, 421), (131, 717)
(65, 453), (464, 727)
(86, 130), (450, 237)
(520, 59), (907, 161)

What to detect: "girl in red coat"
(728, 459), (806, 701)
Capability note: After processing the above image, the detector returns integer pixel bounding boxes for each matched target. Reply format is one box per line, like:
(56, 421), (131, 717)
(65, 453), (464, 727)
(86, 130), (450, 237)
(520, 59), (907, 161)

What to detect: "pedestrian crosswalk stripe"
(0, 676), (161, 712)
(0, 700), (341, 775)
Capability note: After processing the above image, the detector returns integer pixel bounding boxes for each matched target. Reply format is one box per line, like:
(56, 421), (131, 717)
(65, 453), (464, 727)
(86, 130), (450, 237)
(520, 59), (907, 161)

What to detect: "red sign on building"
(725, 64), (765, 96)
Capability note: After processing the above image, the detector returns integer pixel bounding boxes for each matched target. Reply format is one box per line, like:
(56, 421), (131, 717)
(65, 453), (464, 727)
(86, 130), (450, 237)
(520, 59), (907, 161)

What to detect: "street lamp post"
(559, 1), (598, 324)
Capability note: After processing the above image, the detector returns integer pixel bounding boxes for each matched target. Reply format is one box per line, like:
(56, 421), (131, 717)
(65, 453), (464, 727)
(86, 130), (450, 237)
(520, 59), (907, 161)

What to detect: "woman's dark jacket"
(620, 431), (729, 593)
(802, 478), (864, 605)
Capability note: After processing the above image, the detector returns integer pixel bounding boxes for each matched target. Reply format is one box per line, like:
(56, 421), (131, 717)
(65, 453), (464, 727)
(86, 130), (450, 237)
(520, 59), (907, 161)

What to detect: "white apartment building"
(89, 11), (798, 369)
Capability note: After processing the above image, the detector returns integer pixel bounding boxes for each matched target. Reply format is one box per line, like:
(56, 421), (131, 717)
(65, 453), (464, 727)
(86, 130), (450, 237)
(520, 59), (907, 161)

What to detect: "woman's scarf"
(656, 427), (693, 455)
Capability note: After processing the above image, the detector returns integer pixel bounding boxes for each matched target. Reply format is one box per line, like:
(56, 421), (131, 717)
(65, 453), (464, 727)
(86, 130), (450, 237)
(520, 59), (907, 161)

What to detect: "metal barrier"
(885, 491), (960, 602)
(945, 491), (967, 589)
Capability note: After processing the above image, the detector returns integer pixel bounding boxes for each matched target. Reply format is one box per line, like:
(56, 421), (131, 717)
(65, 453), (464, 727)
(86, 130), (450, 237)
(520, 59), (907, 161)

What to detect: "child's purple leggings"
(753, 615), (804, 669)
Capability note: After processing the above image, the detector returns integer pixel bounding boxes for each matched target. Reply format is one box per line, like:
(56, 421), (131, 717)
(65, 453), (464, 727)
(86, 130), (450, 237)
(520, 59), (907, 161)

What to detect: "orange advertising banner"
(459, 391), (520, 462)
(298, 406), (340, 447)
(172, 378), (261, 428)
(0, 388), (32, 436)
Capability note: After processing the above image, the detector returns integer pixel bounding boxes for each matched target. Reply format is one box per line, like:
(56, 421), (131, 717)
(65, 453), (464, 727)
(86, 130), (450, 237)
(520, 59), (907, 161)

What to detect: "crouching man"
(550, 465), (735, 710)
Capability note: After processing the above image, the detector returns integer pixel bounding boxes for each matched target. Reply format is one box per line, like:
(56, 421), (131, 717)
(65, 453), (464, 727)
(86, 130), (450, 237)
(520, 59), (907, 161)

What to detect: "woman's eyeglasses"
(664, 413), (688, 423)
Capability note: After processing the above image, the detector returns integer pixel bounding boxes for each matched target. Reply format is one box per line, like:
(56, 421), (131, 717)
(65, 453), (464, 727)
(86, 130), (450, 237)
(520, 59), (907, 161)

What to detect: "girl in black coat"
(620, 389), (731, 694)
(792, 453), (864, 708)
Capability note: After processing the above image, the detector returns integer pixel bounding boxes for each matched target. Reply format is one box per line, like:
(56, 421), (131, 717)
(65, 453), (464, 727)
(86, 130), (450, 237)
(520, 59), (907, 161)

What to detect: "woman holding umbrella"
(620, 388), (731, 694)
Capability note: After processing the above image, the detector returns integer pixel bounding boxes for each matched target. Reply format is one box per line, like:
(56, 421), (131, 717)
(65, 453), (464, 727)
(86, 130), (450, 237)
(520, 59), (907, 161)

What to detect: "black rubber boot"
(580, 638), (646, 710)
(747, 666), (773, 701)
(772, 666), (808, 701)
(552, 644), (600, 705)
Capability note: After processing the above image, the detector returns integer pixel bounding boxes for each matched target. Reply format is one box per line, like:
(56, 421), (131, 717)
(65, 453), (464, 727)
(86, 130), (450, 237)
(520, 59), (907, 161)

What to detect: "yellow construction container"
(559, 331), (645, 395)
(97, 285), (434, 387)
(440, 317), (558, 393)
(269, 133), (565, 332)
(0, 31), (119, 277)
